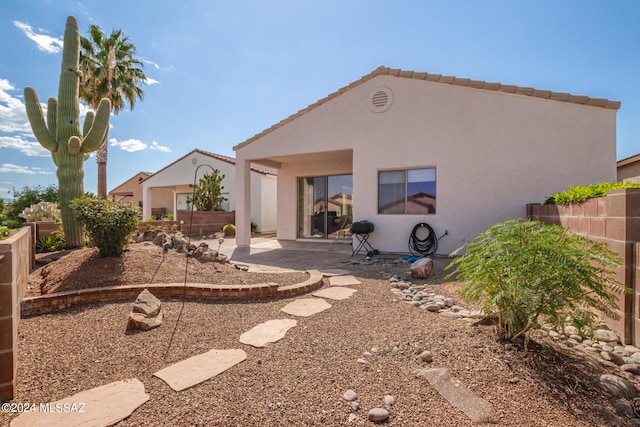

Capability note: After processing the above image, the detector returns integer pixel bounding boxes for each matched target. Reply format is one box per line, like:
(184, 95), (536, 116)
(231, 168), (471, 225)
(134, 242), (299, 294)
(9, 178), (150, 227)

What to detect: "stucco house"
(141, 149), (277, 232)
(108, 171), (175, 218)
(617, 153), (640, 183)
(233, 66), (619, 254)
(108, 171), (151, 207)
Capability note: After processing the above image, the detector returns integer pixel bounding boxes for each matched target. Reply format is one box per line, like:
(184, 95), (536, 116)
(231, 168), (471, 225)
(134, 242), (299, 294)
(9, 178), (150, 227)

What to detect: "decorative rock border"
(21, 270), (324, 317)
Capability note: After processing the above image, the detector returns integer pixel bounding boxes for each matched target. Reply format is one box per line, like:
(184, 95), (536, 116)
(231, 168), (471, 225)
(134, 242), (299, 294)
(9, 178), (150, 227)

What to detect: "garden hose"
(408, 222), (438, 256)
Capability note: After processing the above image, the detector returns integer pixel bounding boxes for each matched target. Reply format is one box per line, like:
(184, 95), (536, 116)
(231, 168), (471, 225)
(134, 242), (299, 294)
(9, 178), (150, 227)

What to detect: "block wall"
(0, 227), (31, 401)
(528, 188), (640, 345)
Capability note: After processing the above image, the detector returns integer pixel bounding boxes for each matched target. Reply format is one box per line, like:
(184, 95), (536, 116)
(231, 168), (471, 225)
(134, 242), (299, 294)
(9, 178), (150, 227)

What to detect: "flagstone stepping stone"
(11, 378), (149, 427)
(312, 287), (357, 300)
(329, 275), (362, 286)
(319, 268), (351, 276)
(415, 367), (495, 423)
(281, 298), (332, 317)
(239, 319), (298, 348)
(154, 348), (246, 392)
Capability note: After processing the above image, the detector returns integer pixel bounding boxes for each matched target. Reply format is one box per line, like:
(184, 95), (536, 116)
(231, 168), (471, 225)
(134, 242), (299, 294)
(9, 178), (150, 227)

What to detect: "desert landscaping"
(2, 241), (640, 426)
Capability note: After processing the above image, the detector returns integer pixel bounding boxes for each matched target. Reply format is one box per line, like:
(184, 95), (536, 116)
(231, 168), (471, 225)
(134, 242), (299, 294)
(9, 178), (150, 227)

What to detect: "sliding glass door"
(298, 175), (352, 239)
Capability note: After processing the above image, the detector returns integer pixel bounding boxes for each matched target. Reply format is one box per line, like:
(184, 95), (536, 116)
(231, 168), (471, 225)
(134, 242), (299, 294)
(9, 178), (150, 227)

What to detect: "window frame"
(377, 167), (437, 215)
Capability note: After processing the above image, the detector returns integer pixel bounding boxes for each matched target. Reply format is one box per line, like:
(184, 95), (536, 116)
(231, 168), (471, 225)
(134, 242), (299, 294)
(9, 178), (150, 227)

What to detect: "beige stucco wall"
(236, 74), (617, 254)
(618, 161), (640, 183)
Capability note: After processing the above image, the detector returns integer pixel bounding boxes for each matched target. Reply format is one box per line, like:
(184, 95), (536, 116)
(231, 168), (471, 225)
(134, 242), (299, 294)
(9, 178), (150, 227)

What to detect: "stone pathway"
(239, 319), (298, 348)
(280, 297), (332, 317)
(415, 368), (495, 423)
(312, 287), (357, 300)
(10, 379), (149, 427)
(153, 348), (247, 392)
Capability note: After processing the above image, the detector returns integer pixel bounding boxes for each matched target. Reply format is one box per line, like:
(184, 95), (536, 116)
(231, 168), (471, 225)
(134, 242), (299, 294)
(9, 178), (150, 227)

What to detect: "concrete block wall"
(177, 211), (235, 237)
(528, 188), (640, 345)
(0, 227), (31, 401)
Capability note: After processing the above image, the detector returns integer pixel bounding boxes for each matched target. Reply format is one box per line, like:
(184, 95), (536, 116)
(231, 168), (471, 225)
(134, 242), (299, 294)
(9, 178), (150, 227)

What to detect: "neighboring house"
(108, 171), (151, 207)
(108, 171), (173, 217)
(233, 66), (619, 254)
(617, 152), (640, 183)
(141, 149), (277, 232)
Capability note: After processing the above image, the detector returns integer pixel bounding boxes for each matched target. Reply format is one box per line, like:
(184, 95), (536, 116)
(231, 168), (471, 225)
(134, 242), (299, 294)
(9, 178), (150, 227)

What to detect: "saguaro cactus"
(24, 16), (111, 248)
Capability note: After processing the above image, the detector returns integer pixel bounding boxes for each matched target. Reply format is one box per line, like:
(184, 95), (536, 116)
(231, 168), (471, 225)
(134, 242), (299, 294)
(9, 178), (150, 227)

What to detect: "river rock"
(368, 408), (390, 422)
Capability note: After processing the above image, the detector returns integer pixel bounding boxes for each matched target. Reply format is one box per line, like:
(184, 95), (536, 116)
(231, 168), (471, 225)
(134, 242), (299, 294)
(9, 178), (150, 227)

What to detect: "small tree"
(187, 170), (226, 211)
(446, 219), (627, 342)
(70, 195), (140, 257)
(7, 185), (59, 224)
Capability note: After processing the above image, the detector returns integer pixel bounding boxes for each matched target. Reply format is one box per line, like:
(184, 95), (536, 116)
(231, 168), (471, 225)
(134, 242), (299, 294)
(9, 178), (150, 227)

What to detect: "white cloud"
(144, 78), (160, 85)
(109, 138), (171, 153)
(0, 163), (53, 174)
(150, 140), (171, 152)
(13, 21), (63, 54)
(0, 78), (32, 134)
(110, 137), (147, 152)
(0, 135), (51, 157)
(141, 58), (160, 69)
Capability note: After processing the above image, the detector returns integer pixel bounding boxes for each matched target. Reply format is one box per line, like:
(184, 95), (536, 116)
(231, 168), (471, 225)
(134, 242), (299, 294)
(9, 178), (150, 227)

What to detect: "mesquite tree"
(24, 16), (111, 248)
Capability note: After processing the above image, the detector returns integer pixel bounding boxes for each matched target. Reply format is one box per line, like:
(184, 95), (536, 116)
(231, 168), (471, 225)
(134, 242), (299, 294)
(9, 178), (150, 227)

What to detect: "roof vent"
(368, 86), (393, 112)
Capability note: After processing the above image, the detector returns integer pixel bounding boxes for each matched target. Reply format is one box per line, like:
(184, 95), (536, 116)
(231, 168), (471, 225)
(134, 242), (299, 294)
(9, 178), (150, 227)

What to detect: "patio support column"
(142, 185), (152, 219)
(236, 158), (251, 247)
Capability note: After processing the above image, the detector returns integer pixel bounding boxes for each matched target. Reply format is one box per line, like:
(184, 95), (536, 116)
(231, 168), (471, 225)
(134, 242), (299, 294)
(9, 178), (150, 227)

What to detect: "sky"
(0, 0), (638, 201)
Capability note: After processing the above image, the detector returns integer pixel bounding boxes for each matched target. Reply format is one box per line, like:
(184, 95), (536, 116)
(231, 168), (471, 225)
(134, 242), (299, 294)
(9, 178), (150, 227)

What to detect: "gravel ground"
(2, 244), (634, 426)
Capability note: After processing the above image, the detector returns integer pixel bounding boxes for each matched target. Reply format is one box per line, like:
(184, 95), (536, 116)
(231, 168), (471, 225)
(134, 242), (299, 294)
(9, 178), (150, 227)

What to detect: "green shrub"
(7, 185), (58, 223)
(545, 182), (640, 205)
(0, 226), (10, 240)
(446, 219), (626, 342)
(19, 201), (61, 222)
(187, 170), (227, 211)
(222, 223), (235, 236)
(36, 234), (66, 253)
(70, 196), (140, 257)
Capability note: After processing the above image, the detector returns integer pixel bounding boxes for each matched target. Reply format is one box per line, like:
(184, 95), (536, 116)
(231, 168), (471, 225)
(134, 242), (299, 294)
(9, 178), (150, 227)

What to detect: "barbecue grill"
(350, 220), (376, 257)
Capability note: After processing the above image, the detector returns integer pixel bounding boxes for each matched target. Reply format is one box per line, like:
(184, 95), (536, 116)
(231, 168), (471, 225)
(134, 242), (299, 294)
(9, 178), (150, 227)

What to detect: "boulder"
(410, 257), (433, 279)
(126, 289), (163, 331)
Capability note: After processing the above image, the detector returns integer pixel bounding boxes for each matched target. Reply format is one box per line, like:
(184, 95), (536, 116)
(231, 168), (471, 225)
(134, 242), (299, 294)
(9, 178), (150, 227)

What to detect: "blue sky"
(0, 0), (638, 200)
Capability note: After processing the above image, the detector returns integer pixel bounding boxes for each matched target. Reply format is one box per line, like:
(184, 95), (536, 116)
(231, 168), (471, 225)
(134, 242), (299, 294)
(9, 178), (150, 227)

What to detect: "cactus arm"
(47, 97), (57, 139)
(24, 87), (57, 152)
(83, 110), (94, 136)
(68, 136), (81, 155)
(81, 98), (111, 153)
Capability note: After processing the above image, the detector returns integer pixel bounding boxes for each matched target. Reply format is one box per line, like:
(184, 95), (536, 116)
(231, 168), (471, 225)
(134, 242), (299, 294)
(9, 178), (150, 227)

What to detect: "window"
(378, 168), (436, 214)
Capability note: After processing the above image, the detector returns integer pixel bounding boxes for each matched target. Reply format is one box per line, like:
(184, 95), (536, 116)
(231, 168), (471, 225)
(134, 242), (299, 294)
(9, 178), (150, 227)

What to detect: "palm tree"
(79, 25), (146, 198)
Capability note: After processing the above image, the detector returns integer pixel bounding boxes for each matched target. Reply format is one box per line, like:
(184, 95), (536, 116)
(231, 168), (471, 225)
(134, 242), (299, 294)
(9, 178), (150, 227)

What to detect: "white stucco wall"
(258, 174), (277, 232)
(141, 151), (276, 228)
(236, 74), (617, 254)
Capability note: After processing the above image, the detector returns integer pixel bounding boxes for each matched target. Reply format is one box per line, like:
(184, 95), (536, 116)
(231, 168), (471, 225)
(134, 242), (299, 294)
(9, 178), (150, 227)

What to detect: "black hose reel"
(408, 222), (447, 256)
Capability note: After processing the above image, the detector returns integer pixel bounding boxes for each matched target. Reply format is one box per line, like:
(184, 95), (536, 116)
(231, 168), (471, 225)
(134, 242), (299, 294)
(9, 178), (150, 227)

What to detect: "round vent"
(192, 157), (198, 165)
(368, 86), (393, 112)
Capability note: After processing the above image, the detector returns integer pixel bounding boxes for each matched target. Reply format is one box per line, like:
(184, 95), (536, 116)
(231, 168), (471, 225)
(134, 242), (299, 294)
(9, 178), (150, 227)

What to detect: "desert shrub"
(222, 223), (235, 236)
(187, 170), (227, 211)
(0, 226), (10, 240)
(19, 201), (61, 222)
(70, 196), (140, 257)
(7, 185), (58, 223)
(446, 219), (626, 342)
(36, 234), (65, 253)
(545, 182), (640, 205)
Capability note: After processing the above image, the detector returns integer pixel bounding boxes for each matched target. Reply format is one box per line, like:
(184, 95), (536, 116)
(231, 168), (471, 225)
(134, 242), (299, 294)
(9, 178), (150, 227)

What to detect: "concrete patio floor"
(197, 235), (357, 272)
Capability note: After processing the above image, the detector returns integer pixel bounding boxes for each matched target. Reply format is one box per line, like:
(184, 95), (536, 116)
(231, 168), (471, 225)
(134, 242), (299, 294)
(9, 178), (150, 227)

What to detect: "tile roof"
(234, 66), (621, 151)
(617, 152), (640, 166)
